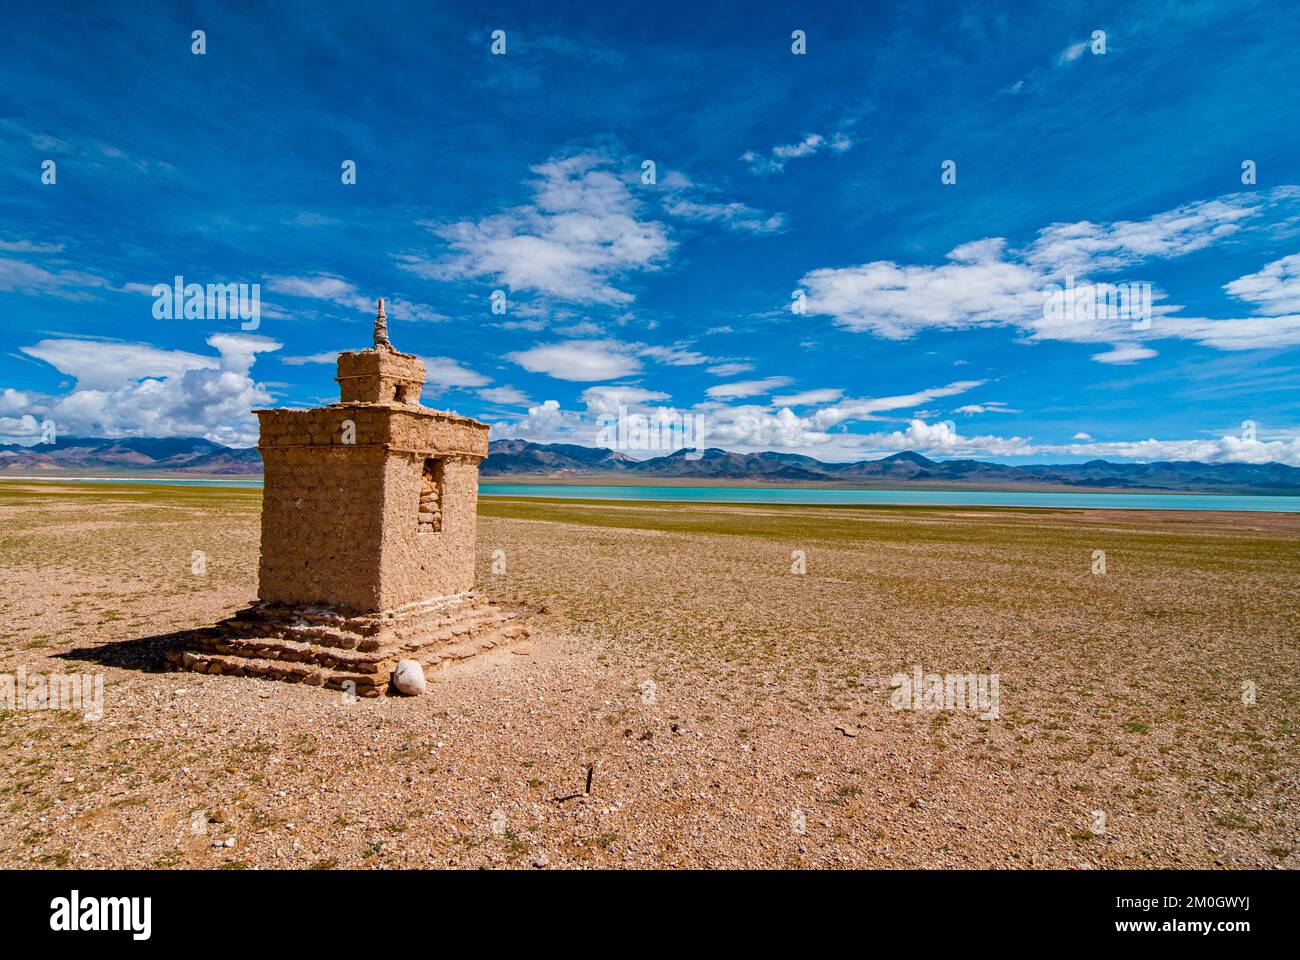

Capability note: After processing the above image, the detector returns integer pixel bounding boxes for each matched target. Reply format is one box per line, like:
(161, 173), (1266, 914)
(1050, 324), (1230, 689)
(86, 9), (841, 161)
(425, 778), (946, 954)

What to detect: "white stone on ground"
(391, 659), (427, 695)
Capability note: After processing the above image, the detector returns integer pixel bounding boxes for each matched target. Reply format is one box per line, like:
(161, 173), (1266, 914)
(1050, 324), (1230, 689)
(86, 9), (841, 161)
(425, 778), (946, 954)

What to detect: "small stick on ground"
(552, 762), (596, 803)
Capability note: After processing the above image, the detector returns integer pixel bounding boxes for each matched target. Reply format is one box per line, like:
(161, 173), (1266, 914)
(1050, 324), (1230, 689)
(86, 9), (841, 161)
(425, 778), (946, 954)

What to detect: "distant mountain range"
(3, 436), (1298, 494)
(0, 437), (262, 475)
(482, 440), (1300, 493)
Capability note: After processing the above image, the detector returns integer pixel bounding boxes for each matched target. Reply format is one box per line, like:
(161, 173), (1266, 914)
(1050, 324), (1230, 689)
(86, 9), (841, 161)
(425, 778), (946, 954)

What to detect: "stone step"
(186, 634), (390, 673)
(420, 623), (530, 670)
(166, 650), (385, 696)
(167, 598), (531, 695)
(391, 609), (516, 649)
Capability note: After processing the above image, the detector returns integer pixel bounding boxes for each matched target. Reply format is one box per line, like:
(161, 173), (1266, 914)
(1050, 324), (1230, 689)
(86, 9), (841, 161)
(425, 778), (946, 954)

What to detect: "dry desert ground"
(1, 481), (1297, 869)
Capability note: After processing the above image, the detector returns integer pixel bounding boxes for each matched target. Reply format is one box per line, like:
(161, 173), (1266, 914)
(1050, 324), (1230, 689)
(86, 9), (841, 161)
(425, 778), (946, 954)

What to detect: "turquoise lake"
(4, 477), (1298, 511)
(478, 483), (1300, 512)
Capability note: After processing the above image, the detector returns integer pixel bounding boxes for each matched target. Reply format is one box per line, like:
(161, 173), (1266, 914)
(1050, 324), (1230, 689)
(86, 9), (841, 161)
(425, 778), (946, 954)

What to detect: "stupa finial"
(374, 297), (392, 350)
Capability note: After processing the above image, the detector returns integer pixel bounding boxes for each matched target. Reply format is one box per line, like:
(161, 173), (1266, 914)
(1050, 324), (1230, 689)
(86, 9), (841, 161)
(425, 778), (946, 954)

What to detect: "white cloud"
(797, 187), (1300, 358)
(771, 388), (844, 406)
(420, 356), (490, 389)
(481, 369), (1300, 466)
(555, 321), (603, 337)
(0, 414), (42, 441)
(637, 343), (711, 366)
(1035, 434), (1300, 467)
(276, 349), (487, 392)
(706, 376), (793, 399)
(1091, 343), (1158, 364)
(846, 421), (1300, 467)
(506, 339), (643, 382)
(279, 351), (340, 365)
(859, 419), (1034, 458)
(0, 240), (64, 254)
(1223, 253), (1300, 315)
(706, 361), (753, 377)
(0, 387), (31, 416)
(0, 257), (113, 300)
(1072, 432), (1093, 440)
(1146, 313), (1300, 351)
(12, 334), (281, 445)
(478, 385), (532, 406)
(506, 338), (718, 382)
(659, 172), (785, 234)
(488, 399), (582, 441)
(799, 238), (1045, 339)
(807, 381), (985, 430)
(420, 152), (672, 305)
(264, 274), (446, 324)
(22, 338), (219, 389)
(742, 134), (827, 175)
(579, 385), (671, 418)
(498, 318), (548, 332)
(953, 401), (1019, 414)
(1024, 197), (1259, 275)
(773, 133), (826, 161)
(1057, 41), (1088, 64)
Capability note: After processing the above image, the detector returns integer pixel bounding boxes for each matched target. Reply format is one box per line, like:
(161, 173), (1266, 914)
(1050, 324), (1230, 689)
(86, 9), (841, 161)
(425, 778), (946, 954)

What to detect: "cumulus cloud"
(487, 399), (581, 441)
(13, 334), (281, 445)
(861, 419), (1034, 457)
(1034, 434), (1300, 467)
(0, 387), (31, 416)
(579, 384), (672, 418)
(487, 379), (982, 455)
(416, 152), (672, 305)
(22, 338), (220, 390)
(482, 371), (1300, 466)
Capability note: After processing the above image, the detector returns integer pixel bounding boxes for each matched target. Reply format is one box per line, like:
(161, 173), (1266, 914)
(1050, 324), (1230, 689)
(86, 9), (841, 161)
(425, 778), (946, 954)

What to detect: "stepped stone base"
(164, 593), (530, 696)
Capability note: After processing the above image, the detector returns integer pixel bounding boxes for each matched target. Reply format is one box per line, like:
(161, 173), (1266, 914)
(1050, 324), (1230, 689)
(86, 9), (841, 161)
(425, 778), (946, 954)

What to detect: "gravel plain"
(1, 482), (1296, 869)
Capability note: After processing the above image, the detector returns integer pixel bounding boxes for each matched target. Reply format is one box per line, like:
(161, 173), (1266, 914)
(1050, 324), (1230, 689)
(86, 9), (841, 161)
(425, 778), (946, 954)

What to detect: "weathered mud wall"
(254, 404), (488, 613)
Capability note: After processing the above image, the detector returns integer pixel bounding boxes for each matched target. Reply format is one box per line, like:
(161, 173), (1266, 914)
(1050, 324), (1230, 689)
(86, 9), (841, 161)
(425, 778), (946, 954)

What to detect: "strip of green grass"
(476, 496), (1300, 571)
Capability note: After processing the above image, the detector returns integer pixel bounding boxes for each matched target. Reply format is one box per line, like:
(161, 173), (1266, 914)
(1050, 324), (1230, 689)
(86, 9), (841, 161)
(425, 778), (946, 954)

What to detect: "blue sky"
(3, 0), (1300, 464)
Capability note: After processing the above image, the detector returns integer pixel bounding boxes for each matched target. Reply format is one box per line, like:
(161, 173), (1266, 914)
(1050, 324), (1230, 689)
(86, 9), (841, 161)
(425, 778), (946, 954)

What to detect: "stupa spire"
(374, 297), (392, 350)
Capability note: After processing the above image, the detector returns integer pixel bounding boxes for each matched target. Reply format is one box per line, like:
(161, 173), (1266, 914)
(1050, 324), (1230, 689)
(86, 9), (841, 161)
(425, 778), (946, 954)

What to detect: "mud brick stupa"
(168, 300), (528, 695)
